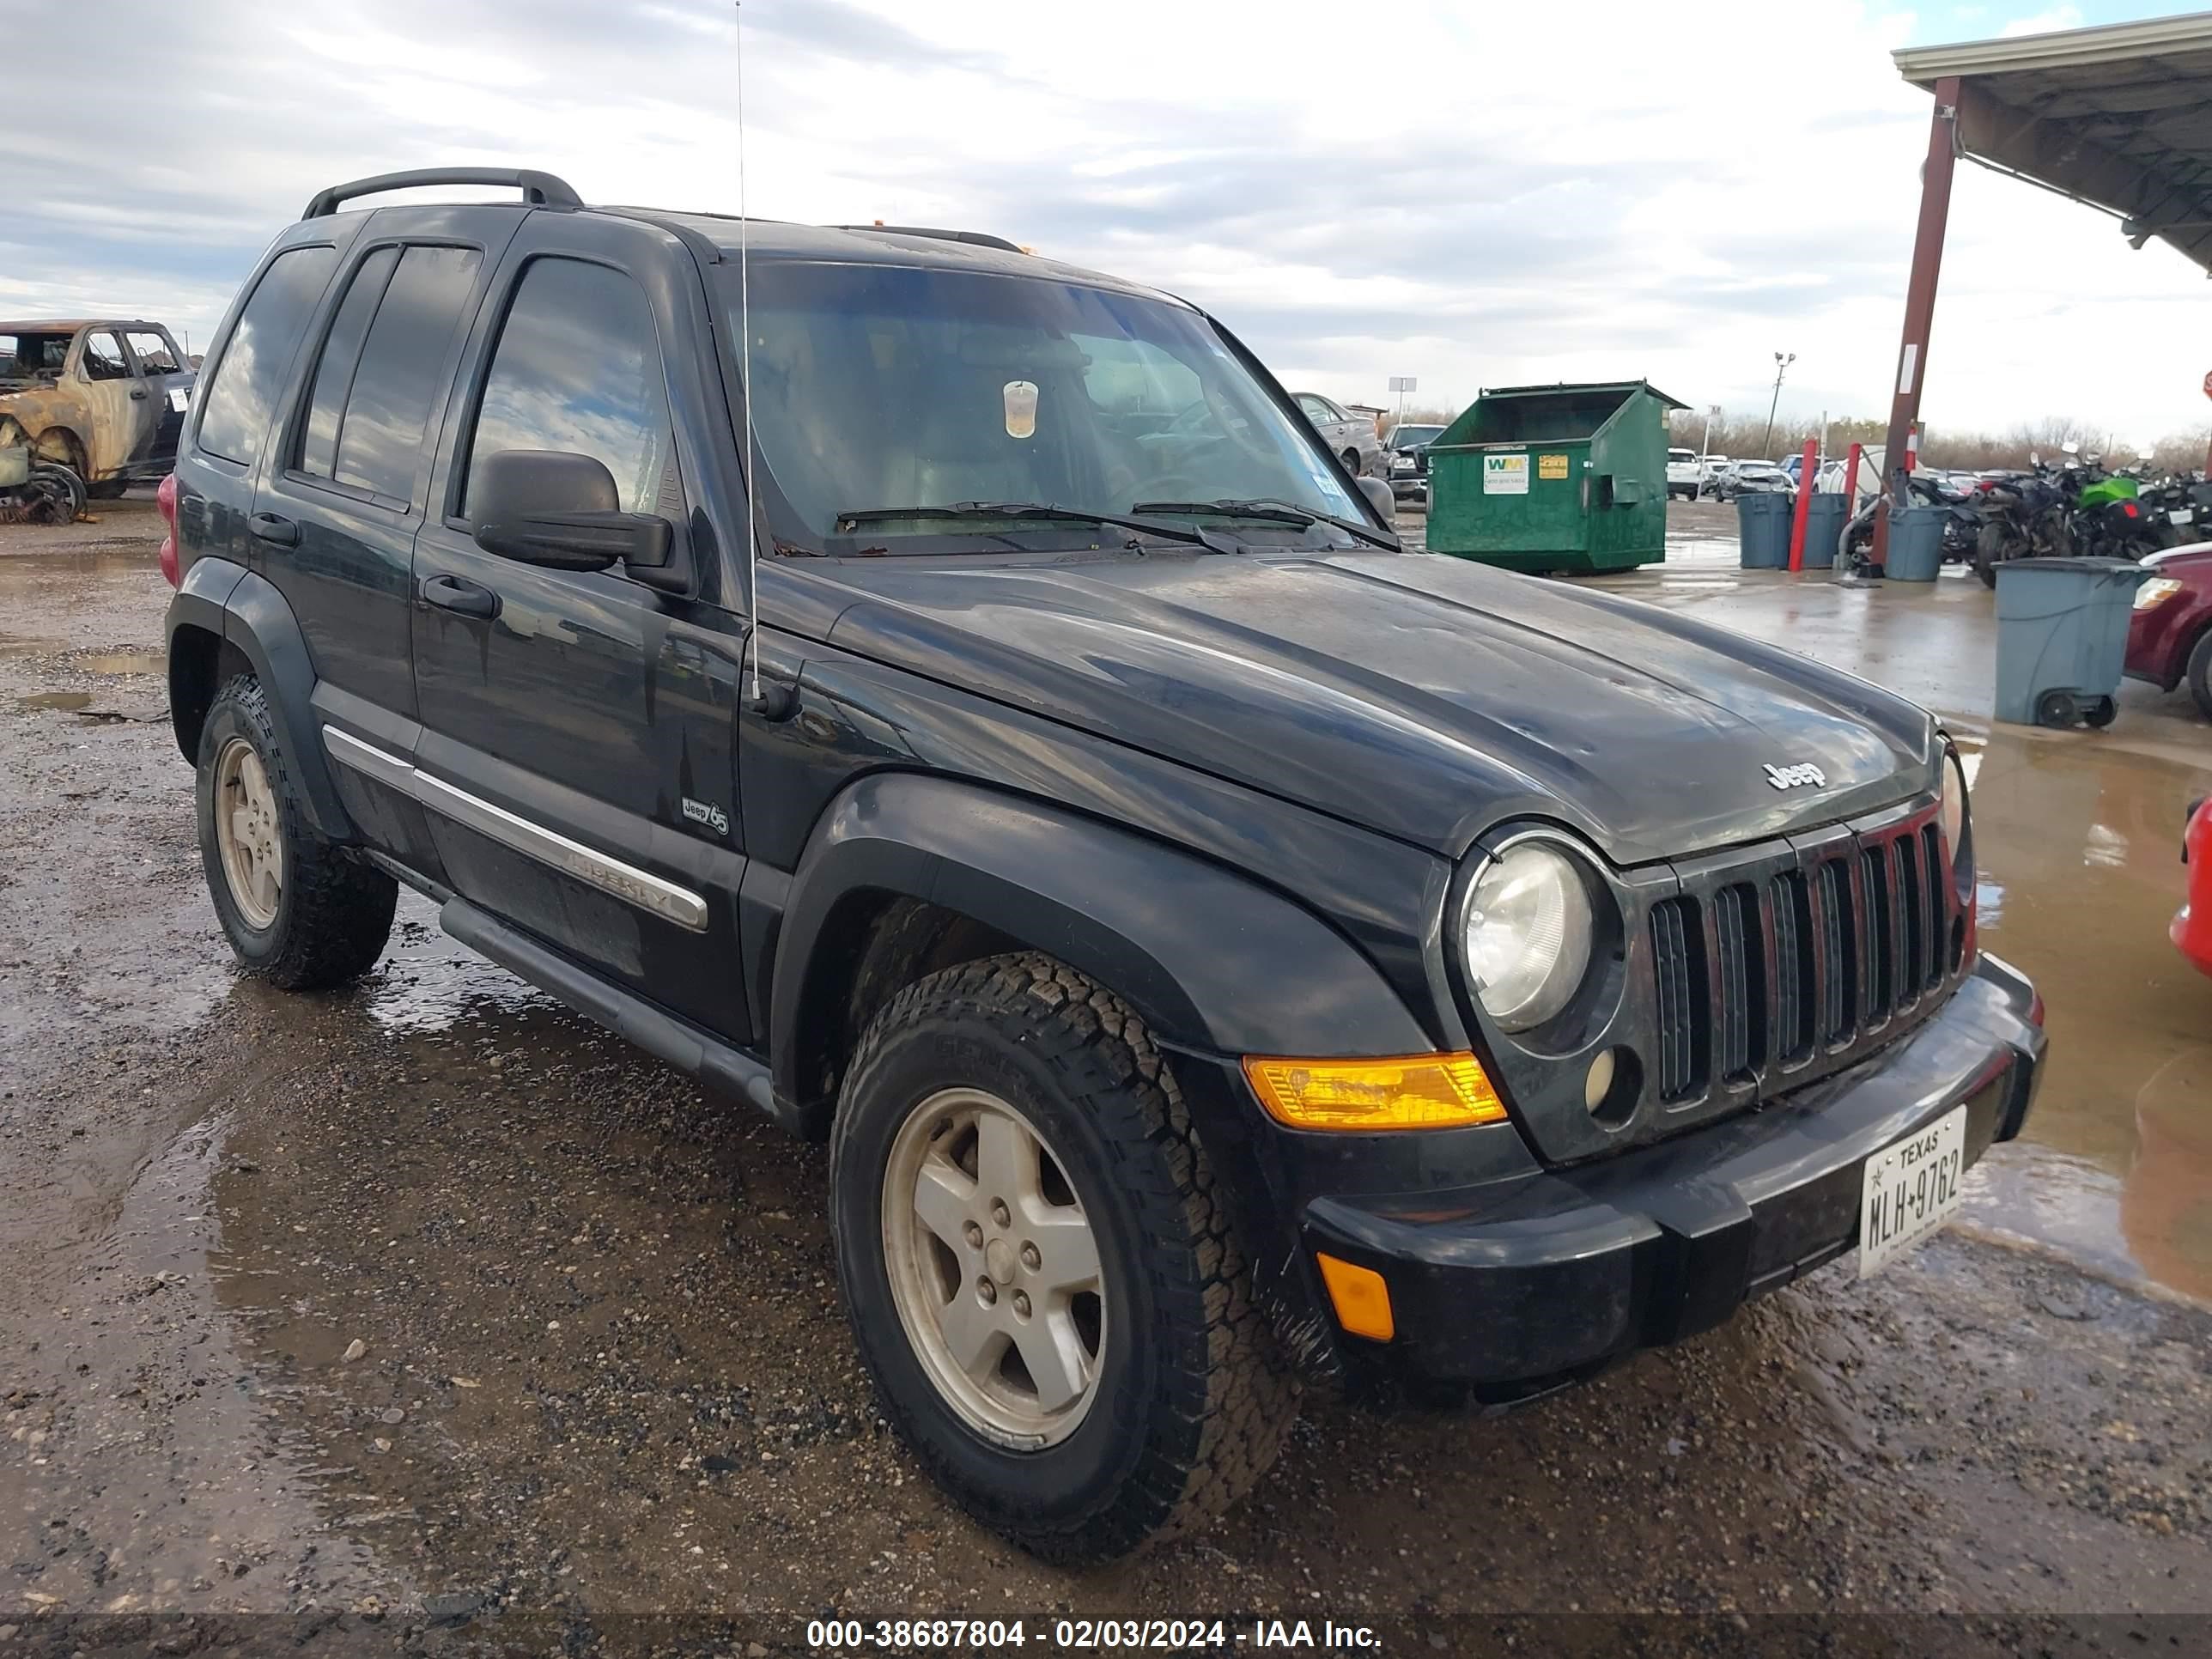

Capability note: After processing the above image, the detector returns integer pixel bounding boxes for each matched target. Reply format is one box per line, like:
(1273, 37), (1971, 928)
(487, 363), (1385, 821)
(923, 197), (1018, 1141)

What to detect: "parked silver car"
(1293, 392), (1383, 478)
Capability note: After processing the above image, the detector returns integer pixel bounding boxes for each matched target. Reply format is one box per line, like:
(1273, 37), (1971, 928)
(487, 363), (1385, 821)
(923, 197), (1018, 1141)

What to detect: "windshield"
(1394, 425), (1444, 447)
(721, 261), (1366, 549)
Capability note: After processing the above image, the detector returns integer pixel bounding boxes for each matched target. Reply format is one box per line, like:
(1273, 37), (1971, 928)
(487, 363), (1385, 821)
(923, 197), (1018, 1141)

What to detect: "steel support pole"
(1871, 76), (1962, 567)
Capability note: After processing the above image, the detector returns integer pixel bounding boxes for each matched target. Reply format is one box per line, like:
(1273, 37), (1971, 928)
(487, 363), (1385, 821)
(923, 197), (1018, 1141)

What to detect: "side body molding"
(768, 773), (1431, 1128)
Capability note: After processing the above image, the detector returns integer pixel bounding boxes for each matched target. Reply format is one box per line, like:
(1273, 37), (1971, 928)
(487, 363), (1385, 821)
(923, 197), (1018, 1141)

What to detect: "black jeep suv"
(163, 168), (2045, 1562)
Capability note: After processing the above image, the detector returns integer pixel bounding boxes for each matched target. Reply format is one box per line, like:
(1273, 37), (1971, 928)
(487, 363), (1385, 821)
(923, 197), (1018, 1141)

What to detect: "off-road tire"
(196, 675), (396, 990)
(2187, 629), (2212, 722)
(829, 952), (1292, 1564)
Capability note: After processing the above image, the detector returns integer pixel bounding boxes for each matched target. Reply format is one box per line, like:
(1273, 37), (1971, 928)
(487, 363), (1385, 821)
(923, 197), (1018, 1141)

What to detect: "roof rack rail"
(831, 223), (1024, 253)
(303, 168), (583, 221)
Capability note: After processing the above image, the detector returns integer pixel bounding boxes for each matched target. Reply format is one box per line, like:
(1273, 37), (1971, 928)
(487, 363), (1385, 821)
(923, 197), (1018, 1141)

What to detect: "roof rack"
(302, 168), (582, 221)
(830, 224), (1024, 253)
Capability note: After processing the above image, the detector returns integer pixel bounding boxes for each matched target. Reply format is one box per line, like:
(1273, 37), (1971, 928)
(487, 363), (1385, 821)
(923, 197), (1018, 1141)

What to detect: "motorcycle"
(1838, 471), (1983, 575)
(1973, 456), (2076, 586)
(2136, 473), (2208, 550)
(2073, 466), (2166, 561)
(0, 443), (84, 526)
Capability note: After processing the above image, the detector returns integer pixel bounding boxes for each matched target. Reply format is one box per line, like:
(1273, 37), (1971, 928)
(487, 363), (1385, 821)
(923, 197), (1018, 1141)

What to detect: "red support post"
(1870, 75), (1961, 569)
(1787, 437), (1819, 572)
(1844, 441), (1864, 507)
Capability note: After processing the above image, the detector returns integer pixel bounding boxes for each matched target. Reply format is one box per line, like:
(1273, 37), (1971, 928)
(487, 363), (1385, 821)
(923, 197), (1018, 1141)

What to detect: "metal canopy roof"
(1895, 10), (2212, 274)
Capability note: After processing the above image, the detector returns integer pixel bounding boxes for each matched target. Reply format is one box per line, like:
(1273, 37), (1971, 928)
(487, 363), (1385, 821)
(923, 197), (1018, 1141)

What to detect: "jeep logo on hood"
(1764, 762), (1828, 792)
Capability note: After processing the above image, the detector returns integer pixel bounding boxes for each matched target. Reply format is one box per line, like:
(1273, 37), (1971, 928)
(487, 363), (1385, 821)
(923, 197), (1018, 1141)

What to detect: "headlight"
(1462, 842), (1595, 1033)
(2134, 576), (2184, 610)
(1939, 747), (1970, 870)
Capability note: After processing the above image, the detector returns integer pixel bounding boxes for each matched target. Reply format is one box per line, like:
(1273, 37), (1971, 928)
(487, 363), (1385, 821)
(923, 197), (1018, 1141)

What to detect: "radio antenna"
(734, 0), (762, 704)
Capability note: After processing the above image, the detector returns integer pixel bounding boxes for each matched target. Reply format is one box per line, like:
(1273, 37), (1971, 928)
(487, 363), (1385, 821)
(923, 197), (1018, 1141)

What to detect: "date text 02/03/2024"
(804, 1618), (1384, 1650)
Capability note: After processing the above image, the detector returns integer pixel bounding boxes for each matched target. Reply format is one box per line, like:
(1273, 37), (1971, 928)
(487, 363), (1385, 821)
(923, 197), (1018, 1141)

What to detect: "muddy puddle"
(1956, 727), (2212, 1304)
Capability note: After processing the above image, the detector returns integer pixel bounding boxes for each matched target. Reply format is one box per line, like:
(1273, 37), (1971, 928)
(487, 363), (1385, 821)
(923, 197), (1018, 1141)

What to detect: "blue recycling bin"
(1736, 492), (1792, 568)
(1883, 507), (1946, 581)
(1800, 493), (1847, 570)
(1992, 556), (2153, 728)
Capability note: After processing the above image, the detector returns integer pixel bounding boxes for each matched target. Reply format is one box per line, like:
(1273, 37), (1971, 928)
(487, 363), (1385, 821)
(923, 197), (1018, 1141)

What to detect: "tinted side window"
(466, 258), (673, 519)
(329, 246), (482, 502)
(197, 245), (339, 466)
(81, 332), (129, 380)
(299, 246), (398, 481)
(125, 331), (180, 374)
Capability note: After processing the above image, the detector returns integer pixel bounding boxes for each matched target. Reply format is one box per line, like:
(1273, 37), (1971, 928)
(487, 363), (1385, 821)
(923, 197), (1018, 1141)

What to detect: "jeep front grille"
(1645, 812), (1955, 1109)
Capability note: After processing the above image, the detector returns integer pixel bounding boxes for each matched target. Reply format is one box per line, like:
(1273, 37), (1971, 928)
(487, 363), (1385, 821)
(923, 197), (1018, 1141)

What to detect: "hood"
(813, 550), (1936, 863)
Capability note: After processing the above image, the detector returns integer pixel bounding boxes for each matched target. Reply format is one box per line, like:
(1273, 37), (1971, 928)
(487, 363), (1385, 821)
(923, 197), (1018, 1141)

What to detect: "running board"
(438, 897), (784, 1125)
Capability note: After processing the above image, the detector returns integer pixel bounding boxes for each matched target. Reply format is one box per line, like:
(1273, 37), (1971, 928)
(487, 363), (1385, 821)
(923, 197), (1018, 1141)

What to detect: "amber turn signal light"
(1242, 1052), (1507, 1131)
(1316, 1253), (1395, 1342)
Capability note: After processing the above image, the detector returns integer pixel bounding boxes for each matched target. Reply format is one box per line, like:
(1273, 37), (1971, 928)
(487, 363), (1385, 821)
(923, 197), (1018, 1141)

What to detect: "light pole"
(1762, 352), (1795, 458)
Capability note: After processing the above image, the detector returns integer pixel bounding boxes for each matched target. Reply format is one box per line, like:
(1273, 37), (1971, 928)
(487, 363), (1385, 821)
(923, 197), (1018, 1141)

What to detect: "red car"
(2126, 540), (2212, 718)
(2180, 797), (2212, 978)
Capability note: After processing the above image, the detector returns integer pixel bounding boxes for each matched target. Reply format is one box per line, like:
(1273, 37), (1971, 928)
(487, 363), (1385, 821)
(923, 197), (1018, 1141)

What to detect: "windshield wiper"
(834, 501), (1243, 555)
(1132, 497), (1396, 550)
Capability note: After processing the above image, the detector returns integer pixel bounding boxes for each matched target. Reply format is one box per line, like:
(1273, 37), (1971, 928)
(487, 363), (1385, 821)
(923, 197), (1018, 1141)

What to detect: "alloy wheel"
(881, 1086), (1106, 1449)
(213, 737), (283, 930)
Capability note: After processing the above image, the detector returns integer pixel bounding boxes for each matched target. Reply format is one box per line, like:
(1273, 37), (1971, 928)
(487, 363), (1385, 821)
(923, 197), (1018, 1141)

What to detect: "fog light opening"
(1585, 1047), (1639, 1129)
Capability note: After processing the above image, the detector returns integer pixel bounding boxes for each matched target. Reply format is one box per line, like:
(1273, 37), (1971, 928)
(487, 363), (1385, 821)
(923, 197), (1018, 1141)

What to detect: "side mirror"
(471, 449), (672, 574)
(1355, 475), (1397, 524)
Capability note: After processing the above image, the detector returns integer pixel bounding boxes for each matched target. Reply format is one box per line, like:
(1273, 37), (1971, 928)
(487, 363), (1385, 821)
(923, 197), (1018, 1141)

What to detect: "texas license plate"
(2171, 508), (2194, 526)
(1856, 1104), (1966, 1277)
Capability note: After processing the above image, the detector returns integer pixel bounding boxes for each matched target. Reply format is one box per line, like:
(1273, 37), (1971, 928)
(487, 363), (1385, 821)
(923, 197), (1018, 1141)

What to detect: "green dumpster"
(1425, 380), (1688, 573)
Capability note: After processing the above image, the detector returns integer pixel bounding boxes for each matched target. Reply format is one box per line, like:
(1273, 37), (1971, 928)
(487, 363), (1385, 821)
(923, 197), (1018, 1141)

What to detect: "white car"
(1666, 447), (1702, 501)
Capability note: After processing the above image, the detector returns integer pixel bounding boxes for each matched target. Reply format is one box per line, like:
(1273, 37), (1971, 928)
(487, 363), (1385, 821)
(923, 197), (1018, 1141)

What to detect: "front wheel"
(829, 954), (1291, 1563)
(196, 676), (397, 989)
(2186, 629), (2212, 721)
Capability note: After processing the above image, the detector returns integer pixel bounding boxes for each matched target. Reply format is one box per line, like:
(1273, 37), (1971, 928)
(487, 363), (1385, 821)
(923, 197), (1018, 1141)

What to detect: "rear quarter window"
(196, 245), (339, 466)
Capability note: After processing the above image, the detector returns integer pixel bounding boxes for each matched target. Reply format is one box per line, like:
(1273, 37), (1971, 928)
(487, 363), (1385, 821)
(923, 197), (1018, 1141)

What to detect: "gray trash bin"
(1736, 492), (1792, 568)
(1800, 493), (1847, 570)
(1884, 507), (1946, 581)
(1992, 556), (2153, 728)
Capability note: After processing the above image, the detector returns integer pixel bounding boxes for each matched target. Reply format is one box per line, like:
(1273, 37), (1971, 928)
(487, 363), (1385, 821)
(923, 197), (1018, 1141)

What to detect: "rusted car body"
(0, 319), (196, 495)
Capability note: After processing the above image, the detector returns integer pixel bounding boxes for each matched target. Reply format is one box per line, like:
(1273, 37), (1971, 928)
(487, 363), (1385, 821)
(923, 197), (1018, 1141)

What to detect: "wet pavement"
(3, 499), (2209, 1650)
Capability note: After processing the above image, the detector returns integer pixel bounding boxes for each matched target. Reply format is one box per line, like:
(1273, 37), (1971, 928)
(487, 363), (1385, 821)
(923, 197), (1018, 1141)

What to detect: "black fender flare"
(768, 772), (1431, 1127)
(164, 558), (349, 838)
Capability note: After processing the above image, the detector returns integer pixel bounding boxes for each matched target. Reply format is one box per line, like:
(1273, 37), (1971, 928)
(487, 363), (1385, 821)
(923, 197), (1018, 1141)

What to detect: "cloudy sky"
(3, 0), (2203, 447)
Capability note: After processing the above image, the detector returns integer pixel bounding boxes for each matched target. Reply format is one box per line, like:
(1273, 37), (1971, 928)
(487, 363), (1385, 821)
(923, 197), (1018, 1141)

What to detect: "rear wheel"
(830, 953), (1291, 1563)
(196, 676), (397, 989)
(1340, 447), (1362, 477)
(2084, 696), (2118, 729)
(1974, 520), (2012, 588)
(84, 477), (130, 501)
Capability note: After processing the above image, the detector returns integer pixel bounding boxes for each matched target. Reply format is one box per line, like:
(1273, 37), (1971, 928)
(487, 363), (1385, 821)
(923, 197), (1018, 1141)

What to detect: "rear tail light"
(2122, 501), (2140, 519)
(156, 471), (179, 587)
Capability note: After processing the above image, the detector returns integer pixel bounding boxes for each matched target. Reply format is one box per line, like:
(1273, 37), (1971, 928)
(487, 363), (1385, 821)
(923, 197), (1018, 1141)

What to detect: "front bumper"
(1300, 955), (2045, 1395)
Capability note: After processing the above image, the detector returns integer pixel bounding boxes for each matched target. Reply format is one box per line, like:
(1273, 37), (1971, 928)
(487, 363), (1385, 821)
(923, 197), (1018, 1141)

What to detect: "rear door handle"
(248, 512), (298, 546)
(422, 573), (500, 620)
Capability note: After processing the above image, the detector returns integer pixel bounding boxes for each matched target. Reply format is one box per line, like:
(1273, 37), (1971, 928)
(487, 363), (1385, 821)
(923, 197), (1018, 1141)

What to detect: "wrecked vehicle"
(164, 167), (2046, 1564)
(0, 319), (195, 504)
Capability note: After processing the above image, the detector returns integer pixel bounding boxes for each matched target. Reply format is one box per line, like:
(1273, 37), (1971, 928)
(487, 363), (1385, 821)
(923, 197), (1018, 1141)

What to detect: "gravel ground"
(3, 504), (2208, 1656)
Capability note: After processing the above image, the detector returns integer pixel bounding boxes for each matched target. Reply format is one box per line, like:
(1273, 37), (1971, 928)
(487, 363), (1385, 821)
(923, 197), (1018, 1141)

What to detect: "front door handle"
(130, 386), (149, 400)
(422, 573), (500, 620)
(248, 512), (298, 546)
